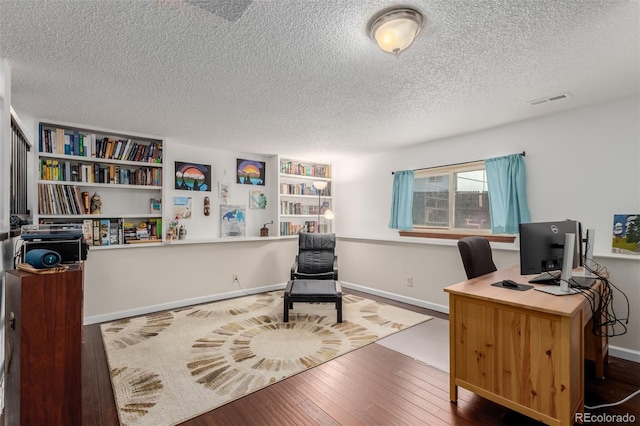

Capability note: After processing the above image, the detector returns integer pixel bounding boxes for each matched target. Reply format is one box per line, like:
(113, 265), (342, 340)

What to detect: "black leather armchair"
(290, 233), (338, 280)
(457, 236), (497, 279)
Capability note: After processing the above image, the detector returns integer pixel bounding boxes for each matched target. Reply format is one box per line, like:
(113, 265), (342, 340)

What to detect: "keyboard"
(528, 272), (560, 285)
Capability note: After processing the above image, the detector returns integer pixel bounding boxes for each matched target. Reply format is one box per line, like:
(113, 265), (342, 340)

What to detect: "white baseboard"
(84, 283), (287, 325)
(339, 281), (449, 315)
(609, 345), (640, 363)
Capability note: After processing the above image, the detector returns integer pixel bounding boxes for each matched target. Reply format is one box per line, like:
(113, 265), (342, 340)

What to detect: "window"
(412, 161), (491, 232)
(10, 114), (30, 221)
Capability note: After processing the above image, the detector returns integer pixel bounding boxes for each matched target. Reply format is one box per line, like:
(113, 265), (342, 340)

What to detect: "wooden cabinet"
(36, 122), (164, 246)
(4, 267), (84, 426)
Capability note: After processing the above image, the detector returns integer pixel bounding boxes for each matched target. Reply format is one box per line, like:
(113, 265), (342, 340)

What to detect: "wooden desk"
(444, 265), (606, 426)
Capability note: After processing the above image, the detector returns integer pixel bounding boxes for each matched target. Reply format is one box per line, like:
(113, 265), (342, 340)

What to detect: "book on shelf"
(78, 132), (85, 157)
(120, 168), (130, 185)
(317, 223), (330, 233)
(113, 140), (122, 160)
(82, 191), (90, 214)
(304, 221), (318, 233)
(134, 145), (145, 162)
(150, 198), (162, 214)
(37, 183), (83, 216)
(280, 160), (331, 178)
(83, 219), (93, 244)
(64, 161), (71, 181)
(279, 221), (305, 236)
(146, 218), (162, 239)
(136, 227), (150, 240)
(106, 139), (115, 159)
(92, 220), (101, 246)
(109, 220), (120, 245)
(119, 139), (132, 160)
(55, 128), (64, 154)
(100, 219), (110, 246)
(60, 186), (74, 215)
(123, 221), (137, 243)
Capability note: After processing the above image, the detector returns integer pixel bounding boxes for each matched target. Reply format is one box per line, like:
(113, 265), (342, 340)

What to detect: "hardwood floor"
(81, 290), (640, 426)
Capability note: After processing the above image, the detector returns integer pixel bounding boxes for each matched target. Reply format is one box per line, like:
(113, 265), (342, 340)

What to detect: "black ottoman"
(283, 280), (342, 323)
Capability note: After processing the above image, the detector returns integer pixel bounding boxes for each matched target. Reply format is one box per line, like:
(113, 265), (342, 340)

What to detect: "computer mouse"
(501, 279), (519, 288)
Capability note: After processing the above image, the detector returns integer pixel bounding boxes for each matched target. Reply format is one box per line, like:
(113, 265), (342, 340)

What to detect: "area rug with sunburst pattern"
(100, 290), (432, 426)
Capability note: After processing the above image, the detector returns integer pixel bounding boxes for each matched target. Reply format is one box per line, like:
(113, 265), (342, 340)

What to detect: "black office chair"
(290, 233), (338, 280)
(457, 236), (497, 279)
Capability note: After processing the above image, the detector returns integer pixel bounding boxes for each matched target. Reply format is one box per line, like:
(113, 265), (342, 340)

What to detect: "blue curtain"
(485, 154), (531, 234)
(389, 170), (415, 231)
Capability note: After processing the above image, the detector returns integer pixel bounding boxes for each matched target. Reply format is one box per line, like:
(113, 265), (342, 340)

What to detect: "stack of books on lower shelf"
(82, 218), (162, 246)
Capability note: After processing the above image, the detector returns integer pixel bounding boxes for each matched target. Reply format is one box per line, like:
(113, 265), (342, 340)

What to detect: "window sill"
(398, 230), (516, 243)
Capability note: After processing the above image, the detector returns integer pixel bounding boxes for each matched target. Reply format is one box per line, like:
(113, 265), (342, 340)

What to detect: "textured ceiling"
(1, 0), (638, 161)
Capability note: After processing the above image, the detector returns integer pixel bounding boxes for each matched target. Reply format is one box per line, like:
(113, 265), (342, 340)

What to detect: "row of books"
(279, 221), (329, 236)
(280, 201), (321, 216)
(280, 222), (305, 236)
(280, 200), (331, 215)
(40, 126), (162, 164)
(280, 182), (331, 196)
(40, 159), (162, 186)
(38, 184), (86, 216)
(40, 127), (92, 157)
(280, 161), (331, 178)
(82, 218), (162, 246)
(92, 139), (162, 163)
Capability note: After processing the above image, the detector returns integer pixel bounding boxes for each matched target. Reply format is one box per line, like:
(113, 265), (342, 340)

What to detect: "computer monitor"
(519, 220), (582, 276)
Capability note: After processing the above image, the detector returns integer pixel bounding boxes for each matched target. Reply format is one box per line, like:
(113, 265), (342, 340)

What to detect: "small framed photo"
(236, 159), (265, 185)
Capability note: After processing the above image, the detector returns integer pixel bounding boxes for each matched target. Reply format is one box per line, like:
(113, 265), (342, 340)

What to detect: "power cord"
(567, 241), (630, 338)
(232, 275), (251, 296)
(585, 388), (640, 409)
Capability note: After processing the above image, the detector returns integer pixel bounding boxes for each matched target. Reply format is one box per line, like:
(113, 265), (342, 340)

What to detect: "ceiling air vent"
(527, 93), (571, 106)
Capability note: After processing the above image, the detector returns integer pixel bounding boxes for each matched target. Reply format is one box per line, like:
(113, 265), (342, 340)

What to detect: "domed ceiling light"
(369, 8), (423, 57)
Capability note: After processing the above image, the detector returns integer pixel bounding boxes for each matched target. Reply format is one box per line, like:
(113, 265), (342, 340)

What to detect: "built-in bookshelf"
(36, 122), (164, 247)
(278, 158), (332, 236)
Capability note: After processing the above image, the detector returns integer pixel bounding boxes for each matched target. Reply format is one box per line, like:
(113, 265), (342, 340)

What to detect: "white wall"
(162, 141), (278, 240)
(83, 237), (297, 324)
(333, 96), (640, 356)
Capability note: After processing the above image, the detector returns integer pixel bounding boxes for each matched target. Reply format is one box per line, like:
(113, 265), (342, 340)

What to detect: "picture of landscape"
(612, 213), (640, 255)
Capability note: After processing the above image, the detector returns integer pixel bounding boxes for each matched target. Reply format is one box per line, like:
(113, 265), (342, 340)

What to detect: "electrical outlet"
(406, 276), (413, 287)
(233, 274), (239, 282)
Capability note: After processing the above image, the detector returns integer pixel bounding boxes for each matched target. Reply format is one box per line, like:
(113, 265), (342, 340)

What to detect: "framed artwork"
(236, 159), (265, 185)
(150, 198), (162, 214)
(173, 196), (192, 219)
(175, 162), (211, 191)
(612, 214), (640, 255)
(249, 190), (267, 209)
(221, 205), (246, 237)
